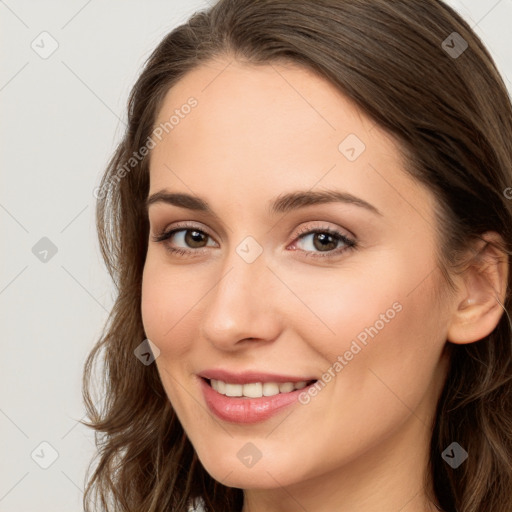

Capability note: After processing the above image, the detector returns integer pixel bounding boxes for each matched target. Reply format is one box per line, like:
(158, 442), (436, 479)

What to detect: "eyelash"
(151, 221), (357, 260)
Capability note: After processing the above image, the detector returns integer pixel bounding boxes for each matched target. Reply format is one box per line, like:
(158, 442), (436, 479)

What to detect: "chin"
(195, 446), (303, 490)
(210, 468), (291, 490)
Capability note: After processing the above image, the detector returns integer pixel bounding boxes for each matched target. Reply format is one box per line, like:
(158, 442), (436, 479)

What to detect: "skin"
(141, 57), (508, 512)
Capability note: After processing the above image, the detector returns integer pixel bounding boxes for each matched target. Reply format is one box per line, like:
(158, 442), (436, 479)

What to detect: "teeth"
(263, 382), (280, 396)
(210, 379), (311, 398)
(243, 382), (263, 398)
(279, 382), (294, 393)
(225, 383), (243, 397)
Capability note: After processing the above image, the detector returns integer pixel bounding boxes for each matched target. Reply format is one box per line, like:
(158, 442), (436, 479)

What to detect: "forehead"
(148, 58), (433, 225)
(153, 58), (378, 154)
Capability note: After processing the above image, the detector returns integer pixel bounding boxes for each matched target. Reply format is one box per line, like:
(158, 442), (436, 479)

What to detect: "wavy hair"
(82, 1), (512, 510)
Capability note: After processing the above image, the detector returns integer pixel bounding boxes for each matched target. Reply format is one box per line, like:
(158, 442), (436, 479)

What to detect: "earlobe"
(446, 232), (509, 345)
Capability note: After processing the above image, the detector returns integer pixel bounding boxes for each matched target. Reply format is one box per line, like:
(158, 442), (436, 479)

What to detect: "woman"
(83, 1), (512, 511)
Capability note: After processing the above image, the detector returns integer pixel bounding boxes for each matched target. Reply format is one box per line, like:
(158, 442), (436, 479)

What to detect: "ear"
(447, 231), (509, 345)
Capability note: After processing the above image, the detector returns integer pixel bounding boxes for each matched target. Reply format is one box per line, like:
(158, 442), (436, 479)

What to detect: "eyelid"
(291, 221), (354, 241)
(152, 221), (351, 244)
(152, 220), (218, 243)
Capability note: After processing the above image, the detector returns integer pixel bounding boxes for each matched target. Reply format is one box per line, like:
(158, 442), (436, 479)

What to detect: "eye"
(151, 222), (217, 257)
(290, 225), (356, 259)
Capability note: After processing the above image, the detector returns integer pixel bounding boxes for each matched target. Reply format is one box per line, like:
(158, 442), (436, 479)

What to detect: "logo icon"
(442, 32), (468, 59)
(32, 237), (58, 263)
(338, 133), (366, 161)
(31, 441), (59, 469)
(31, 31), (59, 59)
(134, 338), (160, 365)
(236, 236), (263, 264)
(442, 441), (468, 469)
(237, 442), (263, 468)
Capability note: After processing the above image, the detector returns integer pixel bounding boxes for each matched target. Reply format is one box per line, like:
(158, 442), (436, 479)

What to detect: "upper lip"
(198, 369), (317, 384)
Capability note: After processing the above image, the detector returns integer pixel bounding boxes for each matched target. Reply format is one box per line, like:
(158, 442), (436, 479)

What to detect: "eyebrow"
(145, 189), (382, 217)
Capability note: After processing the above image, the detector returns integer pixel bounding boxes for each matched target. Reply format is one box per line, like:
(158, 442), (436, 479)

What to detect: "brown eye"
(151, 226), (217, 254)
(290, 226), (357, 260)
(184, 230), (209, 248)
(311, 232), (339, 252)
(295, 229), (352, 254)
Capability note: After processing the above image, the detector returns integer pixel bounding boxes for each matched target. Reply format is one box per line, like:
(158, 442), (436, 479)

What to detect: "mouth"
(199, 377), (319, 424)
(203, 377), (317, 398)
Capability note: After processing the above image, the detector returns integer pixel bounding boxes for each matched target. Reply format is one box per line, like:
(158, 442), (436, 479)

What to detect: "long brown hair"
(82, 1), (512, 510)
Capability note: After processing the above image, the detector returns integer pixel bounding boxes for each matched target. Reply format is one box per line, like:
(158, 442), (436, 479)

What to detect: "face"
(141, 58), (452, 491)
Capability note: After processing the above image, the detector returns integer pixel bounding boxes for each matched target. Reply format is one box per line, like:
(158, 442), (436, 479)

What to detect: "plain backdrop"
(1, 1), (511, 510)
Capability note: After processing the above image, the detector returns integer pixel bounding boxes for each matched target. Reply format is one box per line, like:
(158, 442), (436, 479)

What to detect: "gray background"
(1, 1), (511, 510)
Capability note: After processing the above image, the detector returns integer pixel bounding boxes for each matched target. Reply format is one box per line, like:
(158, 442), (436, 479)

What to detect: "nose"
(199, 248), (283, 351)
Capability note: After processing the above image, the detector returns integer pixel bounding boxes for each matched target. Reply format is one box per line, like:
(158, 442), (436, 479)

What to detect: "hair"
(82, 1), (512, 511)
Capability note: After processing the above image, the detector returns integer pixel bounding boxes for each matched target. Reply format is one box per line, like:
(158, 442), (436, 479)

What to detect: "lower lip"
(200, 378), (315, 424)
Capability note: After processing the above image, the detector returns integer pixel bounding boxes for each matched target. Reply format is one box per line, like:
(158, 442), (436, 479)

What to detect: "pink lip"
(198, 376), (317, 424)
(198, 368), (317, 384)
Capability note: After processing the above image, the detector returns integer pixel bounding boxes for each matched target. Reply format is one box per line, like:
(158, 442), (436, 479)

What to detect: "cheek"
(286, 248), (446, 413)
(277, 274), (446, 475)
(302, 242), (442, 355)
(140, 259), (203, 415)
(140, 256), (203, 353)
(141, 253), (207, 338)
